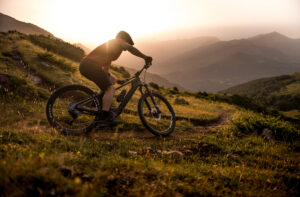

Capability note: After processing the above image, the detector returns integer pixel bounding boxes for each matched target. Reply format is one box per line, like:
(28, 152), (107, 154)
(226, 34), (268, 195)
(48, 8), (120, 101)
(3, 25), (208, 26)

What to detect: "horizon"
(0, 0), (300, 48)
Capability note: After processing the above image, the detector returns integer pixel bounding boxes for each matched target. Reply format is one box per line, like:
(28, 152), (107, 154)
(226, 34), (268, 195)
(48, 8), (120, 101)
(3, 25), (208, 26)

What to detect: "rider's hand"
(144, 56), (152, 68)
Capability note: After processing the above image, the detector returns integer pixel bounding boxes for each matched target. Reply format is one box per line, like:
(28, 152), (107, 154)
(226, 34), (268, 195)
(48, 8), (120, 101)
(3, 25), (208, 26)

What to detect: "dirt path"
(89, 112), (231, 140)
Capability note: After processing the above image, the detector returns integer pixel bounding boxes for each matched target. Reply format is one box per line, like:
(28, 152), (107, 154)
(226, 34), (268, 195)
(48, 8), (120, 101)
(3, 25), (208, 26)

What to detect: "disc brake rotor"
(151, 108), (161, 120)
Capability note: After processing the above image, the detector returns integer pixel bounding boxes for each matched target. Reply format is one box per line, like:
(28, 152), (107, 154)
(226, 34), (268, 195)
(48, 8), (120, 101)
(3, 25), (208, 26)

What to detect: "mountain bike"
(46, 63), (176, 136)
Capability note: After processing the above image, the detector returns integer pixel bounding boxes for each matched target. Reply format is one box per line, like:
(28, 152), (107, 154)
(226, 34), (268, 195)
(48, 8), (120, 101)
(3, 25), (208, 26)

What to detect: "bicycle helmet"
(116, 31), (134, 45)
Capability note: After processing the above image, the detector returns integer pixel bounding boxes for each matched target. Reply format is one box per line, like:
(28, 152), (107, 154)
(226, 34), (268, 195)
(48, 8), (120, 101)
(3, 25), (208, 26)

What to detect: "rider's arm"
(120, 42), (148, 59)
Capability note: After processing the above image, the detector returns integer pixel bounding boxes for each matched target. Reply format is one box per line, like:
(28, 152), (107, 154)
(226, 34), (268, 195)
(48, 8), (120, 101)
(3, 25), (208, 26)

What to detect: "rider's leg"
(102, 85), (115, 111)
(109, 74), (116, 85)
(100, 84), (122, 125)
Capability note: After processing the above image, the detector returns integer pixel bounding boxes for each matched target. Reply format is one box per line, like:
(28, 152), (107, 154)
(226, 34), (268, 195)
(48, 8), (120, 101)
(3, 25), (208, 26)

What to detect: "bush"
(28, 35), (84, 62)
(195, 93), (277, 115)
(37, 52), (75, 72)
(232, 114), (299, 141)
(111, 66), (130, 78)
(0, 74), (49, 100)
(149, 82), (159, 90)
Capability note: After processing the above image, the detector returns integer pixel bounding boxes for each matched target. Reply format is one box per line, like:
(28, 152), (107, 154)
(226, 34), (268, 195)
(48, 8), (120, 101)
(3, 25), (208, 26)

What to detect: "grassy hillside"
(220, 73), (300, 120)
(0, 31), (299, 196)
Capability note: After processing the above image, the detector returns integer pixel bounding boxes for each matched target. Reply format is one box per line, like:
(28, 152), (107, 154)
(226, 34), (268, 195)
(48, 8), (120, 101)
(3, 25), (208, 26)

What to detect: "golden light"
(49, 0), (181, 46)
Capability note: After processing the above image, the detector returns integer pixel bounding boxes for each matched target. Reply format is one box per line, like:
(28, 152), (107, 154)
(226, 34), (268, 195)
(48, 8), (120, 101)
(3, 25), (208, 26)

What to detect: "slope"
(0, 31), (299, 197)
(0, 12), (53, 36)
(220, 72), (300, 113)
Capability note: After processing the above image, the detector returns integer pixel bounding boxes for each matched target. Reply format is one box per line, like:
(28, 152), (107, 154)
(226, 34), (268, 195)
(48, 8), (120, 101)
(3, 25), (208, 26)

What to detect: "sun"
(49, 0), (174, 47)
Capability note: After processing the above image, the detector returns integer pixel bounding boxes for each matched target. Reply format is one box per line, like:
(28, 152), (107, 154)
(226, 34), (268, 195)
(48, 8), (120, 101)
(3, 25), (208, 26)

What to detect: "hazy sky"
(0, 0), (299, 47)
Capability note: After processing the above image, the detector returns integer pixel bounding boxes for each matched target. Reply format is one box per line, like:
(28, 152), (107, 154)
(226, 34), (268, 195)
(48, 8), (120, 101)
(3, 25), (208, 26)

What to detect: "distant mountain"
(220, 72), (300, 112)
(116, 36), (219, 72)
(161, 32), (300, 92)
(0, 12), (53, 36)
(249, 32), (300, 60)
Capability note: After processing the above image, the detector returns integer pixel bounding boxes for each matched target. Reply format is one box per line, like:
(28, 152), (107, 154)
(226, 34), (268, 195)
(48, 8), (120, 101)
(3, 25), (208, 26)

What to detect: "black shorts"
(79, 58), (112, 91)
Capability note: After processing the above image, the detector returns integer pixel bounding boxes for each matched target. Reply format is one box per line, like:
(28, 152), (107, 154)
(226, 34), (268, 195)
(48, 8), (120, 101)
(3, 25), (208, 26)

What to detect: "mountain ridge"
(0, 12), (53, 36)
(160, 32), (300, 92)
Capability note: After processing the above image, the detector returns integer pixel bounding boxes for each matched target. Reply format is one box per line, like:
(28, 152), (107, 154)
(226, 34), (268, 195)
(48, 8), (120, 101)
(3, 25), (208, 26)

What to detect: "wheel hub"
(151, 108), (161, 120)
(67, 102), (82, 120)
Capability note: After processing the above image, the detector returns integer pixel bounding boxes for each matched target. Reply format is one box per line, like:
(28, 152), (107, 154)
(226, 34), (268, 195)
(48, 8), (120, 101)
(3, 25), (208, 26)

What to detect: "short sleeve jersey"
(85, 38), (125, 70)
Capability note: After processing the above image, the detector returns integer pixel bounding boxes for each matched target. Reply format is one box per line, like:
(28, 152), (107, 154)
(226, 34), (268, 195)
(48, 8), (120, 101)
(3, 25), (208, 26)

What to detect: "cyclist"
(79, 31), (152, 126)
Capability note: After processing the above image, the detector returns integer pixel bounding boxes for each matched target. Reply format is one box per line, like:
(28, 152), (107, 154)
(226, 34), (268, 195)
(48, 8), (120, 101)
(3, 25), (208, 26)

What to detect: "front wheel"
(138, 92), (176, 136)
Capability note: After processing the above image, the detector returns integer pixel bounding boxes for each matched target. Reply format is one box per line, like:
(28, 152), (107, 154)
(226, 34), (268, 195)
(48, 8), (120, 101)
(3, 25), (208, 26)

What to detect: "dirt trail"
(89, 112), (231, 140)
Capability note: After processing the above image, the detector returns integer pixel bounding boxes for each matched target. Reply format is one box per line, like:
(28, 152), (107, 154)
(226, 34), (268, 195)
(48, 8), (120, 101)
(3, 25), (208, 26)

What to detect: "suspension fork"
(140, 85), (161, 114)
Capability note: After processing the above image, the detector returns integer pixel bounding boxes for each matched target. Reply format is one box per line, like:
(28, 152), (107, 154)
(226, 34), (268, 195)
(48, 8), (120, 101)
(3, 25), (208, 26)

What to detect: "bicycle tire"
(138, 92), (176, 136)
(46, 84), (100, 134)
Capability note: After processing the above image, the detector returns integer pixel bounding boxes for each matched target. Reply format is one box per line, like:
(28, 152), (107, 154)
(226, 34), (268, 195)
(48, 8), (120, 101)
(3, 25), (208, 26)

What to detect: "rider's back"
(85, 39), (125, 70)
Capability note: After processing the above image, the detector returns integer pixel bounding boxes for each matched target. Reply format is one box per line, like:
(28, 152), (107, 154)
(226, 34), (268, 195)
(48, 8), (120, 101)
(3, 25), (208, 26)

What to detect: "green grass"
(0, 31), (299, 196)
(220, 72), (300, 113)
(1, 125), (299, 196)
(0, 93), (299, 196)
(231, 112), (299, 141)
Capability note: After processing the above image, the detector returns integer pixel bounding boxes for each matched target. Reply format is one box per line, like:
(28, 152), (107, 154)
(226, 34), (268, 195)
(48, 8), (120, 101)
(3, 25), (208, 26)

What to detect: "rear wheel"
(46, 85), (100, 134)
(138, 92), (176, 136)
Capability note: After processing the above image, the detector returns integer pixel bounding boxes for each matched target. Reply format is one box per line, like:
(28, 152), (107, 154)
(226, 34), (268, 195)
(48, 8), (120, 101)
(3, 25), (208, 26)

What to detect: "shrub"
(37, 52), (75, 72)
(28, 35), (84, 62)
(232, 114), (299, 141)
(149, 82), (159, 90)
(0, 74), (49, 100)
(111, 66), (130, 78)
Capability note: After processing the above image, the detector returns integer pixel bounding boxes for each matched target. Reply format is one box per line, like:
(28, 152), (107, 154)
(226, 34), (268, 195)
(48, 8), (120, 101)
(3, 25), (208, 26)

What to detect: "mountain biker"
(79, 31), (152, 126)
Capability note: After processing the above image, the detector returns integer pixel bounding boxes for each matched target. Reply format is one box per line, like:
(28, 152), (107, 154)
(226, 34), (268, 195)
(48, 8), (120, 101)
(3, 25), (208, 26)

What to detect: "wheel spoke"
(139, 93), (175, 135)
(46, 85), (100, 134)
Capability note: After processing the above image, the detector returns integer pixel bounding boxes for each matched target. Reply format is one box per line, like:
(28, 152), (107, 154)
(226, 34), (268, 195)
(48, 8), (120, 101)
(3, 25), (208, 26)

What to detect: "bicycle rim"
(139, 93), (175, 135)
(47, 86), (99, 134)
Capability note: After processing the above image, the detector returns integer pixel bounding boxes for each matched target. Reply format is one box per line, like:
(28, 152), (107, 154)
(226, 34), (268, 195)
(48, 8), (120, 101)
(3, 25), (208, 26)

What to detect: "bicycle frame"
(76, 64), (160, 118)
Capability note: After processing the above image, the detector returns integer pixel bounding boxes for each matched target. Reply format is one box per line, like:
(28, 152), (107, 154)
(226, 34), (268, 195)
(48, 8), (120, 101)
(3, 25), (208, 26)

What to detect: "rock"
(174, 98), (189, 105)
(28, 75), (42, 85)
(41, 61), (54, 68)
(262, 129), (275, 141)
(0, 73), (12, 91)
(82, 174), (93, 182)
(128, 150), (138, 156)
(183, 149), (193, 154)
(145, 147), (155, 154)
(162, 150), (184, 157)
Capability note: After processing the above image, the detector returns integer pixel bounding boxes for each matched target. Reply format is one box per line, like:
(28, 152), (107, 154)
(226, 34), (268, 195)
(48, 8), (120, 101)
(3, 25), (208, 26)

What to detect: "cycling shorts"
(79, 58), (112, 92)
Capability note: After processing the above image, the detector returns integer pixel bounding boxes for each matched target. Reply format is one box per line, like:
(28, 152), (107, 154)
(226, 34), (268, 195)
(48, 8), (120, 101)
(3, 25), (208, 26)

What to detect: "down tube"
(116, 85), (139, 115)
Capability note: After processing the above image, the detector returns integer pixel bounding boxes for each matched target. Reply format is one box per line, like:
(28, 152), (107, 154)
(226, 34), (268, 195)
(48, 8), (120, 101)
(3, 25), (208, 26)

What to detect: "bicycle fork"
(140, 85), (162, 114)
